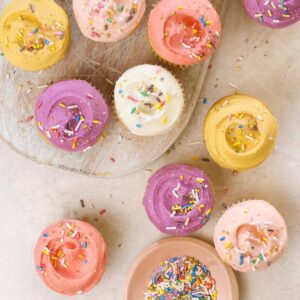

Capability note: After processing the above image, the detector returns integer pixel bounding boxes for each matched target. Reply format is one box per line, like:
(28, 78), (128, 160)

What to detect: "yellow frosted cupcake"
(0, 0), (70, 71)
(204, 94), (278, 171)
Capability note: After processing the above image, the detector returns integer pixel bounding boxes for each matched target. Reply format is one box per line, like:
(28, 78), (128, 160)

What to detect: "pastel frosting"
(143, 164), (214, 236)
(0, 0), (70, 71)
(243, 0), (300, 28)
(148, 0), (221, 65)
(214, 200), (288, 272)
(144, 256), (218, 299)
(35, 80), (109, 152)
(73, 0), (146, 42)
(34, 220), (107, 295)
(204, 94), (278, 171)
(114, 64), (184, 136)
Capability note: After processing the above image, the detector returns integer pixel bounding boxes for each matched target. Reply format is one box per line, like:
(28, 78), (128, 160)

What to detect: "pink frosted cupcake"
(73, 0), (146, 42)
(214, 200), (288, 272)
(148, 0), (221, 65)
(243, 0), (300, 29)
(143, 164), (214, 236)
(34, 80), (109, 152)
(34, 220), (107, 295)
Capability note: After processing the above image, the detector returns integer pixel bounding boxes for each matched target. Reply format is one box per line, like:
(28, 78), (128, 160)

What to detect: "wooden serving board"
(0, 0), (227, 177)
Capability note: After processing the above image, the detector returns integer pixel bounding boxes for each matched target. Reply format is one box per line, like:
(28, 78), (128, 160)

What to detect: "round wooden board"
(0, 0), (227, 177)
(123, 237), (239, 300)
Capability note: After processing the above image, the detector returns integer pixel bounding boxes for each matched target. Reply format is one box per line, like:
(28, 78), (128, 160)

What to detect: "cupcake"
(114, 64), (184, 136)
(0, 0), (70, 71)
(124, 237), (239, 300)
(34, 220), (107, 295)
(143, 164), (214, 236)
(34, 80), (109, 152)
(214, 200), (288, 272)
(148, 0), (221, 66)
(204, 94), (278, 171)
(73, 0), (146, 42)
(243, 0), (300, 28)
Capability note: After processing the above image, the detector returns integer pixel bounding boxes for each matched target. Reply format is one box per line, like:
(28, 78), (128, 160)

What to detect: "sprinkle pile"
(144, 256), (218, 300)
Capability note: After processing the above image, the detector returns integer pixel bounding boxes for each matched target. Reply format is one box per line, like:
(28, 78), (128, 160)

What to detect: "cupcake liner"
(112, 64), (186, 137)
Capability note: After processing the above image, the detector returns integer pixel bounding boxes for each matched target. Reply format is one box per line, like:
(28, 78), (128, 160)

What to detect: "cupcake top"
(243, 0), (300, 28)
(204, 94), (278, 171)
(34, 220), (107, 295)
(148, 0), (221, 65)
(143, 164), (214, 236)
(214, 200), (288, 272)
(73, 0), (146, 42)
(35, 80), (109, 152)
(144, 256), (218, 299)
(114, 64), (184, 136)
(0, 0), (70, 71)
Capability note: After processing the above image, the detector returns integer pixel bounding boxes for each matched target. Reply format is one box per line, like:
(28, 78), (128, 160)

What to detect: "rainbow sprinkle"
(144, 256), (218, 300)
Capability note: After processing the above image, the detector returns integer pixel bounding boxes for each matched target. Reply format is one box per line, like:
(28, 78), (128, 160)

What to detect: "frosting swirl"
(73, 0), (146, 42)
(143, 164), (214, 236)
(34, 220), (107, 295)
(214, 200), (288, 272)
(148, 0), (221, 65)
(114, 64), (184, 136)
(204, 94), (278, 171)
(0, 0), (70, 71)
(35, 80), (109, 152)
(243, 0), (300, 28)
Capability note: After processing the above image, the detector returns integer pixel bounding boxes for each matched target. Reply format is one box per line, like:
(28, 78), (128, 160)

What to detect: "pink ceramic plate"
(123, 237), (239, 300)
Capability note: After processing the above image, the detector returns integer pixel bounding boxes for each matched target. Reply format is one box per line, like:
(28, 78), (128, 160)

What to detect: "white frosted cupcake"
(114, 64), (184, 136)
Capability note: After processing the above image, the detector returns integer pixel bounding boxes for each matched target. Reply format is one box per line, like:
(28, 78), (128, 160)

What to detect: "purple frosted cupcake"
(35, 80), (109, 152)
(243, 0), (300, 28)
(143, 164), (214, 236)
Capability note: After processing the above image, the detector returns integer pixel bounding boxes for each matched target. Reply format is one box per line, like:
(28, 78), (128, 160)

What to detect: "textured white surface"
(0, 1), (300, 300)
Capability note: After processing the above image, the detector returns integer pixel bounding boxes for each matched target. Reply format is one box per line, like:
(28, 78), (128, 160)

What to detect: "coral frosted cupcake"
(214, 200), (288, 272)
(143, 164), (214, 236)
(73, 0), (146, 42)
(0, 0), (70, 71)
(204, 94), (278, 171)
(35, 80), (109, 152)
(243, 0), (300, 28)
(114, 64), (184, 136)
(34, 220), (107, 295)
(148, 0), (221, 66)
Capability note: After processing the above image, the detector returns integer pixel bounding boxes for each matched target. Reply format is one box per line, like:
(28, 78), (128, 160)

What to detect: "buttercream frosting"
(35, 80), (109, 152)
(34, 220), (107, 295)
(148, 0), (221, 65)
(143, 164), (214, 236)
(73, 0), (146, 42)
(243, 0), (300, 28)
(214, 200), (288, 272)
(204, 94), (278, 171)
(0, 0), (70, 71)
(114, 64), (184, 136)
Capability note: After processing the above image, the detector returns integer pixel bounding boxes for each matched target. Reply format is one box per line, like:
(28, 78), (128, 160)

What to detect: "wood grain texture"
(0, 0), (227, 177)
